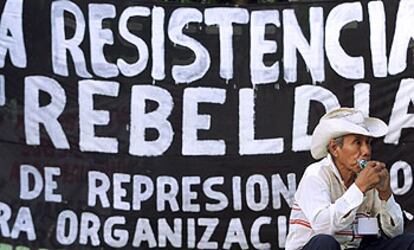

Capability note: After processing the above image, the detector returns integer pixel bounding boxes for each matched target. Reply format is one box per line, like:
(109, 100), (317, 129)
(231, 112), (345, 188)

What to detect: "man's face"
(335, 134), (372, 173)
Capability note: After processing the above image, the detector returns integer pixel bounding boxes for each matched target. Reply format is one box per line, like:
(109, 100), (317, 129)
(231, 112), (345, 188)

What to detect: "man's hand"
(355, 161), (390, 199)
(375, 163), (392, 201)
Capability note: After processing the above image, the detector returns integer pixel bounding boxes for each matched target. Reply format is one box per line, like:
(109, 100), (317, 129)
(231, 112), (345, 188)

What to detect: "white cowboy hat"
(310, 107), (388, 160)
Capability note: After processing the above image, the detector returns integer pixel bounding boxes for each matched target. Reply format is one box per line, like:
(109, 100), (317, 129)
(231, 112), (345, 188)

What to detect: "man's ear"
(328, 139), (338, 157)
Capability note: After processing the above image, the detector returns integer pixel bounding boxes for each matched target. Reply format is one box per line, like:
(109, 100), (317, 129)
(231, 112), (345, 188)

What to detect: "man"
(285, 107), (414, 250)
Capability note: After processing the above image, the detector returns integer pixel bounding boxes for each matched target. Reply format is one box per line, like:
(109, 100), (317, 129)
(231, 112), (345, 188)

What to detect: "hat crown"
(322, 109), (366, 129)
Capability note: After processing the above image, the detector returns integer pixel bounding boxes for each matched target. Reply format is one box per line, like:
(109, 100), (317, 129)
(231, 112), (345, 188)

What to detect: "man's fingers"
(371, 161), (386, 171)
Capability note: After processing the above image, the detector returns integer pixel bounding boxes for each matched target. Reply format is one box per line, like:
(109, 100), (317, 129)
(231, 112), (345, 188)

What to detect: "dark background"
(0, 0), (413, 249)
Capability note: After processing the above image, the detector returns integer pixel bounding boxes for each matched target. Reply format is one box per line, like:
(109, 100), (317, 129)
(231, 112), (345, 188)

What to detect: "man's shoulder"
(295, 158), (333, 198)
(303, 157), (331, 178)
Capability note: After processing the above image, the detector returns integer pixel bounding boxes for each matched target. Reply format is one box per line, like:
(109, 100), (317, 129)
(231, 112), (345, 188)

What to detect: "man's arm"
(296, 174), (363, 235)
(377, 194), (404, 237)
(375, 167), (404, 237)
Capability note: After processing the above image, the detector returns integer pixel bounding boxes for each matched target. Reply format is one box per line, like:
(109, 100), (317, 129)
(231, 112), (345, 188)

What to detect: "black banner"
(1, 0), (414, 249)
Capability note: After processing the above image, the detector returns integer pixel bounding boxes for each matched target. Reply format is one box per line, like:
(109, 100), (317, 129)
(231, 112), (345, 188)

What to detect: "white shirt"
(285, 155), (404, 250)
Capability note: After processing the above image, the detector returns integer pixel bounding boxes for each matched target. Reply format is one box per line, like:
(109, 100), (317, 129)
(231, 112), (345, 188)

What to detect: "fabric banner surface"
(0, 0), (414, 249)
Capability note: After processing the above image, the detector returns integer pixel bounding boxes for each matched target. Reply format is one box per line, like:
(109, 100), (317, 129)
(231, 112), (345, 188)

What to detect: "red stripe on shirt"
(289, 219), (312, 229)
(335, 231), (364, 238)
(356, 212), (370, 218)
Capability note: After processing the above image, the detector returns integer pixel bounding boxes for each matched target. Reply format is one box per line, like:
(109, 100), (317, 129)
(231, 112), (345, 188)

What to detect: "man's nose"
(361, 142), (371, 157)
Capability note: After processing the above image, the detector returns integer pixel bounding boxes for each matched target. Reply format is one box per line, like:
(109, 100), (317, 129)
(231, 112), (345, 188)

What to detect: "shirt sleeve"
(296, 175), (364, 235)
(376, 194), (404, 238)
